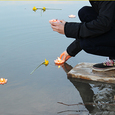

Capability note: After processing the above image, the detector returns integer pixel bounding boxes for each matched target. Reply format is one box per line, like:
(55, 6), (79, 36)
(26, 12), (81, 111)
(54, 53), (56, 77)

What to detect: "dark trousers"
(67, 6), (115, 59)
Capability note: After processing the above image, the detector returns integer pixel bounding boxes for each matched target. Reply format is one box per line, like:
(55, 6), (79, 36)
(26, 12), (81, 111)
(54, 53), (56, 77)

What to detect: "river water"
(0, 1), (115, 115)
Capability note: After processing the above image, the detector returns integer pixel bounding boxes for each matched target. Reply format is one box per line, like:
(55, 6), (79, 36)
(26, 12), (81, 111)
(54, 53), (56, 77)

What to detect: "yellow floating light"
(68, 14), (76, 18)
(0, 78), (7, 85)
(54, 57), (64, 65)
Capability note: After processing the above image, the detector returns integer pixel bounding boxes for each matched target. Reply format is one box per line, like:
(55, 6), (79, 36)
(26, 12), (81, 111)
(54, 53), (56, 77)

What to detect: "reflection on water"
(59, 63), (115, 115)
(1, 1), (115, 115)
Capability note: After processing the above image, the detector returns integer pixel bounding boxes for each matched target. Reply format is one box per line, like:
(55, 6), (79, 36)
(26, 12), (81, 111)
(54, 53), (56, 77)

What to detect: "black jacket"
(64, 1), (115, 39)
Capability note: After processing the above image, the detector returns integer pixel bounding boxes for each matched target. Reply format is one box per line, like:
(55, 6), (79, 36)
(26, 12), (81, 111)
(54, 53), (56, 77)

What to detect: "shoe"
(92, 59), (115, 71)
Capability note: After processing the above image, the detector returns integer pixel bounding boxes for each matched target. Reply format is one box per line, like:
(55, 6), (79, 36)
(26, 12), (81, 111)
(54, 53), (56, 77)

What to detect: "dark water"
(0, 1), (115, 115)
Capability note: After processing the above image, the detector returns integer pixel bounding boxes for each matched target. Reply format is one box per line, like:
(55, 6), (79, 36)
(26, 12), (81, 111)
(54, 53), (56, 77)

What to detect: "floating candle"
(54, 57), (64, 65)
(0, 78), (7, 85)
(49, 19), (60, 23)
(68, 14), (76, 18)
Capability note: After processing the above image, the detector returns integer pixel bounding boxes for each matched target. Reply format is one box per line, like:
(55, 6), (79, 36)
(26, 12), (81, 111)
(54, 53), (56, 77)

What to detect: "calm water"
(0, 1), (115, 115)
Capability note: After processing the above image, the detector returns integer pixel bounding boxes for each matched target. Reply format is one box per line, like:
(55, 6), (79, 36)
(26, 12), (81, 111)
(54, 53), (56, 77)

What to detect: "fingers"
(49, 19), (65, 27)
(49, 20), (60, 26)
(51, 24), (59, 32)
(65, 55), (71, 61)
(60, 52), (66, 61)
(63, 55), (66, 61)
(49, 20), (65, 34)
(50, 22), (59, 26)
(60, 20), (66, 24)
(60, 52), (65, 59)
(51, 24), (64, 34)
(60, 51), (71, 62)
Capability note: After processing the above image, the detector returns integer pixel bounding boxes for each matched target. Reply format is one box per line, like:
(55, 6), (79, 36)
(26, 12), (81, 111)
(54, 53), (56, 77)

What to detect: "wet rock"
(67, 62), (115, 84)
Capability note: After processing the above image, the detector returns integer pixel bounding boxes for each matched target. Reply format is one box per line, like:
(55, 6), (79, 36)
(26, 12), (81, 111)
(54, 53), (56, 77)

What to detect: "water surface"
(0, 1), (115, 115)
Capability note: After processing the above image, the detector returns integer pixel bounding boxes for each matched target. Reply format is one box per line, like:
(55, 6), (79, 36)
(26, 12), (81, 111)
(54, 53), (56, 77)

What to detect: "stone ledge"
(67, 62), (115, 84)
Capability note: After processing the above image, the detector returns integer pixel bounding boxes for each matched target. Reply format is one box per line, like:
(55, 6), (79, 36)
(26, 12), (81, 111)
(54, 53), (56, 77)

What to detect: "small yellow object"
(44, 59), (49, 66)
(33, 6), (37, 11)
(30, 59), (49, 74)
(58, 66), (60, 68)
(42, 7), (46, 11)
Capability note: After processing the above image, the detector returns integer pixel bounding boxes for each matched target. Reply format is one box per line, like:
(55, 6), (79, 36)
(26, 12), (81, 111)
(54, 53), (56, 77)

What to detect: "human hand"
(60, 51), (71, 62)
(49, 19), (66, 34)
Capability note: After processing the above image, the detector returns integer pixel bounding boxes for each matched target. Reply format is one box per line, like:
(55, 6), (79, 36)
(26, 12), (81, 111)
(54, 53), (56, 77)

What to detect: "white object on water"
(68, 15), (76, 18)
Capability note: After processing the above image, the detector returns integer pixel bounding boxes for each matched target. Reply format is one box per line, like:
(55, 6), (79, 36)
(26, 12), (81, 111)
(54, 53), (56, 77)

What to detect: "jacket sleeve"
(64, 1), (115, 39)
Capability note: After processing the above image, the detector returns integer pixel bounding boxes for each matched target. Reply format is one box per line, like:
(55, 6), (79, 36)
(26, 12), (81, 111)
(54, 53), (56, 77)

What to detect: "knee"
(78, 6), (90, 22)
(78, 6), (97, 22)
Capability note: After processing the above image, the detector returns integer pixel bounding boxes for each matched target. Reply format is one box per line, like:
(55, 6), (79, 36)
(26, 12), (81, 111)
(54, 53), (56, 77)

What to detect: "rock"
(67, 62), (115, 84)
